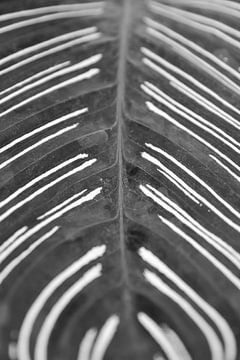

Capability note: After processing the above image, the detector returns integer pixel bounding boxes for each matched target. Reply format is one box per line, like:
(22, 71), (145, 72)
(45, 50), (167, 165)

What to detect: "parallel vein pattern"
(0, 1), (239, 360)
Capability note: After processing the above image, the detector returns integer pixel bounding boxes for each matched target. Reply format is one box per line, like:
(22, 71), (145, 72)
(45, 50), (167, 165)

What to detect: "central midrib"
(116, 0), (134, 286)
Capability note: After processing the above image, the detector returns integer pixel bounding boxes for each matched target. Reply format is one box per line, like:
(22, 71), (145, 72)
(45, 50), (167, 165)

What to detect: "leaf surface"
(0, 1), (240, 359)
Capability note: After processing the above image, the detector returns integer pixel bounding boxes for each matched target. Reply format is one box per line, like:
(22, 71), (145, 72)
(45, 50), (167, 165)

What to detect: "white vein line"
(161, 326), (192, 360)
(0, 188), (102, 264)
(0, 62), (70, 96)
(0, 11), (103, 35)
(163, 214), (240, 289)
(152, 1), (240, 39)
(144, 270), (224, 360)
(0, 68), (99, 119)
(0, 158), (96, 223)
(146, 101), (240, 179)
(146, 16), (240, 84)
(160, 171), (199, 204)
(0, 3), (105, 22)
(159, 170), (200, 204)
(0, 32), (101, 77)
(0, 108), (88, 155)
(142, 56), (240, 131)
(156, 0), (240, 16)
(77, 328), (97, 360)
(149, 2), (240, 51)
(143, 87), (240, 177)
(0, 226), (28, 254)
(142, 151), (240, 232)
(34, 264), (103, 360)
(8, 342), (17, 360)
(140, 185), (240, 289)
(138, 313), (181, 360)
(0, 55), (101, 106)
(145, 143), (240, 219)
(190, 0), (240, 10)
(0, 226), (59, 285)
(91, 315), (120, 360)
(142, 82), (240, 152)
(150, 9), (240, 108)
(171, 80), (240, 130)
(210, 155), (240, 182)
(17, 245), (105, 360)
(0, 123), (79, 171)
(141, 47), (240, 121)
(0, 153), (88, 209)
(142, 183), (240, 267)
(154, 355), (166, 360)
(37, 189), (87, 220)
(139, 247), (237, 360)
(0, 27), (97, 69)
(145, 19), (240, 95)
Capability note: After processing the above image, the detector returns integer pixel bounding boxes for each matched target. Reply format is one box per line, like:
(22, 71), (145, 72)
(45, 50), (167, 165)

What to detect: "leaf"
(0, 1), (240, 359)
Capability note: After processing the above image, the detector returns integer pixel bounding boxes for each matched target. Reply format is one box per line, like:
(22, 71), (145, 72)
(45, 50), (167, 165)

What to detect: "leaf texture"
(0, 0), (240, 359)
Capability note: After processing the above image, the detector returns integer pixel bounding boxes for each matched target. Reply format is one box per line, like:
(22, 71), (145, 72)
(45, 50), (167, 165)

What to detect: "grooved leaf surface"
(0, 1), (240, 360)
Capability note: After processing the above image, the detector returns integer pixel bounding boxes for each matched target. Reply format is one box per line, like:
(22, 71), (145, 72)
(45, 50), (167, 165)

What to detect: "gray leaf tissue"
(0, 1), (239, 360)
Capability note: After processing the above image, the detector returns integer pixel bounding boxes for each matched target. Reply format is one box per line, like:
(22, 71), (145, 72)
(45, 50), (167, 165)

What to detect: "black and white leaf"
(0, 0), (239, 359)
